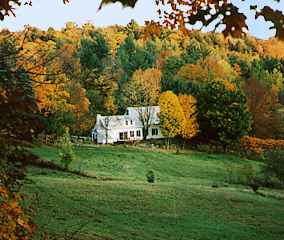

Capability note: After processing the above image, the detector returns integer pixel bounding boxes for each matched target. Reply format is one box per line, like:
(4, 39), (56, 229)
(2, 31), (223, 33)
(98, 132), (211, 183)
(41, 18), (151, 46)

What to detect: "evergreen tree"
(197, 80), (251, 148)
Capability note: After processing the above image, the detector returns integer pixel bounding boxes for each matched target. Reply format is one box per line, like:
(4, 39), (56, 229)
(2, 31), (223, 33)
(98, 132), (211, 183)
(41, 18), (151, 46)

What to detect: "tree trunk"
(165, 138), (170, 150)
(143, 127), (148, 141)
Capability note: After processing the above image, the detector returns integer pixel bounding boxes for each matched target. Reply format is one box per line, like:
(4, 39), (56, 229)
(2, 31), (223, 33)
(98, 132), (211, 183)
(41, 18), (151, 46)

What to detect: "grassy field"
(25, 145), (284, 240)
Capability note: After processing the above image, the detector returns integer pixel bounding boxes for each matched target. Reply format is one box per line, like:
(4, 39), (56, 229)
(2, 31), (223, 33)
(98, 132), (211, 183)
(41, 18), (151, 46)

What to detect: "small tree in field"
(159, 91), (185, 148)
(57, 128), (75, 169)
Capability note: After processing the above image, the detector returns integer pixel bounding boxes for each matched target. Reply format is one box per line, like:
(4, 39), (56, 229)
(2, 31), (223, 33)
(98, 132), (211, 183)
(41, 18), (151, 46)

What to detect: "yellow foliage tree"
(175, 56), (237, 84)
(178, 95), (199, 140)
(104, 95), (117, 115)
(34, 80), (72, 115)
(124, 68), (161, 139)
(261, 38), (284, 59)
(128, 68), (161, 105)
(175, 64), (207, 84)
(159, 91), (185, 146)
(100, 26), (127, 56)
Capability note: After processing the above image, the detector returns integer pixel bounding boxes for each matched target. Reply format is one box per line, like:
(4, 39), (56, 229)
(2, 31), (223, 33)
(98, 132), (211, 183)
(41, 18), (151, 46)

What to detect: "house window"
(119, 132), (124, 140)
(123, 132), (128, 140)
(126, 120), (128, 125)
(130, 120), (133, 125)
(130, 131), (134, 137)
(152, 128), (158, 136)
(136, 130), (141, 137)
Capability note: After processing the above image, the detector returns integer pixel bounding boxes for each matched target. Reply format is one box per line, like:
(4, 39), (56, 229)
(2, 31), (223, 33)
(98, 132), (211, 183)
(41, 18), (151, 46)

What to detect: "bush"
(56, 129), (75, 169)
(225, 164), (256, 186)
(146, 170), (155, 183)
(240, 136), (284, 159)
(263, 149), (284, 187)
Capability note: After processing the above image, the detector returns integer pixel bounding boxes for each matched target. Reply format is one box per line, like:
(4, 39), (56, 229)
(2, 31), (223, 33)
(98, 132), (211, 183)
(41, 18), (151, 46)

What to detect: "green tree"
(197, 80), (251, 148)
(116, 35), (157, 77)
(78, 31), (110, 76)
(56, 128), (75, 169)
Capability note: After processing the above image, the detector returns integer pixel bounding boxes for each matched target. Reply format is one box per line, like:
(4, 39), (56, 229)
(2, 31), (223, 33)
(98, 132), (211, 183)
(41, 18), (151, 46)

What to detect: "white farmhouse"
(92, 106), (164, 144)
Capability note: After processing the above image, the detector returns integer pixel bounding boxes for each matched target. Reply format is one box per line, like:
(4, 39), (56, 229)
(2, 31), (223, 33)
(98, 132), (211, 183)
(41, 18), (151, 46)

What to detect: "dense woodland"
(1, 21), (284, 142)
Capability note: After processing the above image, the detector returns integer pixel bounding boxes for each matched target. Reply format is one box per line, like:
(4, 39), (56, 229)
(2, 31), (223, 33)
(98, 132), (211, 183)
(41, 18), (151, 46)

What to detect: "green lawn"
(25, 145), (284, 240)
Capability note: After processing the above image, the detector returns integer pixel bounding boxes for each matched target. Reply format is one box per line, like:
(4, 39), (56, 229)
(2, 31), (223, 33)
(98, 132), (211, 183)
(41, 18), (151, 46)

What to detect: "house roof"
(94, 106), (160, 130)
(95, 115), (130, 129)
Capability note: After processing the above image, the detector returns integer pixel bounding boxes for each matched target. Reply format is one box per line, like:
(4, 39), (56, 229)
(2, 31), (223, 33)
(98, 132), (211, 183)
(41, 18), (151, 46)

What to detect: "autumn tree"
(0, 31), (41, 240)
(178, 95), (199, 141)
(177, 55), (238, 86)
(123, 68), (161, 139)
(100, 25), (127, 56)
(241, 59), (284, 138)
(162, 40), (211, 93)
(67, 82), (91, 135)
(159, 91), (185, 147)
(21, 42), (75, 136)
(86, 67), (119, 115)
(57, 43), (81, 80)
(243, 77), (282, 139)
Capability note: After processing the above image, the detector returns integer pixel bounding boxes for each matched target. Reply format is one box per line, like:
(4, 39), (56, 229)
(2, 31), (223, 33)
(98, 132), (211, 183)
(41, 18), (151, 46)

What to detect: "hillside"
(24, 145), (284, 240)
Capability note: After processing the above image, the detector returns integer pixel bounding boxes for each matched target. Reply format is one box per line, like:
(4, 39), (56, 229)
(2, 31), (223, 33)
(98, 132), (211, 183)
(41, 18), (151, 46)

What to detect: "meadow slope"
(25, 145), (284, 240)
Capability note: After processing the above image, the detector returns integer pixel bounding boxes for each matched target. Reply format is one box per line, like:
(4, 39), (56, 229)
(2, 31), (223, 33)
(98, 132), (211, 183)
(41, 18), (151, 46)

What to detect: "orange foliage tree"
(0, 186), (34, 240)
(243, 77), (282, 138)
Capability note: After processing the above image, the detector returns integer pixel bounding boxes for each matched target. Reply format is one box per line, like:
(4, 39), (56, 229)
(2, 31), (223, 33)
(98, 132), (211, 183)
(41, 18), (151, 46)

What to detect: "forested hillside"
(1, 21), (283, 142)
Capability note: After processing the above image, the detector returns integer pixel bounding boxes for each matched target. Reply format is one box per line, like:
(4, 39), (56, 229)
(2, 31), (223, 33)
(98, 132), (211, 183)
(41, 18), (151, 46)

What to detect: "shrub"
(225, 164), (257, 186)
(146, 170), (155, 183)
(56, 129), (75, 169)
(263, 149), (284, 187)
(240, 136), (284, 158)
